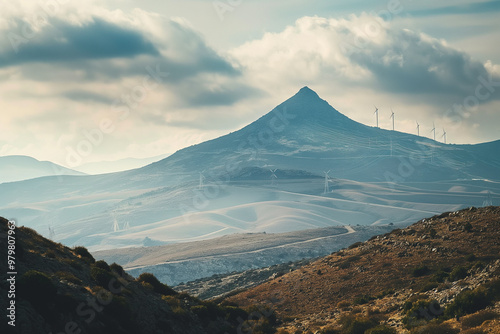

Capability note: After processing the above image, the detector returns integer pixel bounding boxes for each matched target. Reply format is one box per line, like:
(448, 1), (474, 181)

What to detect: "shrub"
(338, 314), (379, 334)
(73, 246), (95, 263)
(413, 265), (431, 277)
(353, 294), (374, 305)
(402, 299), (442, 328)
(90, 266), (114, 289)
(465, 254), (477, 262)
(110, 262), (125, 276)
(420, 282), (439, 292)
(444, 287), (491, 318)
(94, 260), (111, 272)
(18, 270), (57, 305)
(432, 270), (449, 283)
(449, 266), (468, 281)
(461, 310), (498, 329)
(137, 273), (177, 296)
(365, 325), (397, 334)
(409, 322), (459, 334)
(222, 305), (248, 323)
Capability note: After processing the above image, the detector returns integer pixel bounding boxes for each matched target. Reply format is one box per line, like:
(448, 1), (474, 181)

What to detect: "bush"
(94, 260), (111, 272)
(19, 270), (57, 305)
(449, 266), (468, 281)
(444, 287), (491, 318)
(432, 270), (449, 283)
(365, 325), (397, 334)
(137, 273), (177, 296)
(222, 305), (248, 323)
(420, 282), (439, 292)
(461, 310), (498, 329)
(402, 299), (442, 328)
(353, 294), (374, 305)
(338, 314), (378, 334)
(413, 265), (431, 277)
(90, 266), (114, 289)
(73, 246), (95, 263)
(110, 263), (125, 276)
(410, 322), (459, 334)
(465, 254), (477, 262)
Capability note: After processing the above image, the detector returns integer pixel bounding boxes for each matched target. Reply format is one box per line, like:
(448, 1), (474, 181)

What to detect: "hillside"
(226, 206), (500, 333)
(0, 217), (279, 334)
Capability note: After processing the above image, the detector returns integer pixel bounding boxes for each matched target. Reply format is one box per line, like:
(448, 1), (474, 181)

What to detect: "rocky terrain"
(0, 217), (278, 334)
(227, 206), (500, 333)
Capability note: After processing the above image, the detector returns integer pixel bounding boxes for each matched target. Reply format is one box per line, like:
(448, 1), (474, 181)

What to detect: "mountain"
(0, 155), (85, 183)
(0, 217), (272, 334)
(226, 206), (500, 333)
(73, 154), (171, 175)
(0, 88), (499, 252)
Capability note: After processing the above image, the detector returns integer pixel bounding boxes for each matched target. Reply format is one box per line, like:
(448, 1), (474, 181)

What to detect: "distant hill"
(226, 206), (500, 333)
(0, 155), (85, 183)
(0, 217), (278, 334)
(73, 154), (171, 175)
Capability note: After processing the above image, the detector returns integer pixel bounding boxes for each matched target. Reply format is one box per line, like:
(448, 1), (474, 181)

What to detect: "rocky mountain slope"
(226, 206), (500, 333)
(0, 217), (278, 334)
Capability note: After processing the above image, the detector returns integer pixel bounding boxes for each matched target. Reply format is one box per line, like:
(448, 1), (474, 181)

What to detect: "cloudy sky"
(1, 0), (500, 168)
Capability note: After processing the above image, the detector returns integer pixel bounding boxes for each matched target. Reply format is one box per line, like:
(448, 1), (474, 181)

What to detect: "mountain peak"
(295, 86), (320, 99)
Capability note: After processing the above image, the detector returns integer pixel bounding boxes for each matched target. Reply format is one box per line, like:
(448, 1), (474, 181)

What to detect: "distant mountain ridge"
(0, 155), (85, 184)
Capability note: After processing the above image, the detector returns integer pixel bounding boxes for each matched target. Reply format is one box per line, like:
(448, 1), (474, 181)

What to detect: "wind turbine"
(390, 108), (395, 131)
(112, 212), (120, 232)
(416, 121), (420, 136)
(482, 190), (493, 207)
(198, 170), (205, 189)
(48, 225), (55, 240)
(374, 106), (379, 128)
(431, 122), (436, 141)
(324, 170), (331, 194)
(270, 169), (278, 186)
(442, 128), (447, 144)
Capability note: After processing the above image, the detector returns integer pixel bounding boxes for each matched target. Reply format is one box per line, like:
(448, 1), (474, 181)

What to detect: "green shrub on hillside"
(73, 246), (95, 263)
(412, 265), (431, 277)
(94, 260), (111, 272)
(137, 273), (177, 296)
(90, 266), (114, 289)
(449, 266), (468, 281)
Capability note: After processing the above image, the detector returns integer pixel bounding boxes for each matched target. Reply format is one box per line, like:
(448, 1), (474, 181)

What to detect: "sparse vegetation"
(137, 272), (178, 296)
(412, 264), (431, 277)
(73, 245), (95, 263)
(90, 266), (115, 288)
(461, 310), (498, 329)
